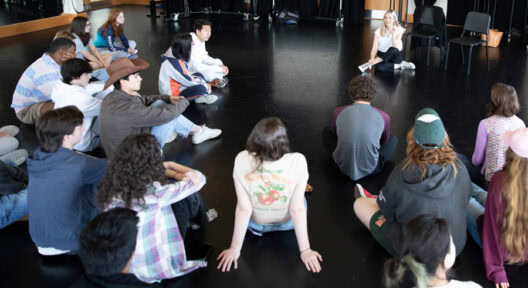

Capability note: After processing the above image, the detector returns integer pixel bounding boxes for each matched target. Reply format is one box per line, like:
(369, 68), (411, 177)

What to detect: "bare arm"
(392, 27), (404, 50)
(370, 34), (380, 62)
(163, 161), (192, 181)
(217, 178), (253, 272)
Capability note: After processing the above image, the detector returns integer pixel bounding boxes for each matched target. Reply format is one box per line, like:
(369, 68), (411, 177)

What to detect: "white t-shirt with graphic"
(233, 151), (308, 225)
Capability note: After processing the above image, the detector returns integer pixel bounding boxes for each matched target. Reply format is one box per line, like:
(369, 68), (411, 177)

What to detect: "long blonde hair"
(501, 148), (528, 263)
(402, 128), (458, 180)
(380, 10), (400, 37)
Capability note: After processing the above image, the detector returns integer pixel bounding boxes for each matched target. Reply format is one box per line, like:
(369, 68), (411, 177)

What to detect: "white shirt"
(375, 26), (405, 53)
(428, 280), (482, 288)
(51, 81), (105, 151)
(188, 32), (223, 75)
(233, 151), (308, 224)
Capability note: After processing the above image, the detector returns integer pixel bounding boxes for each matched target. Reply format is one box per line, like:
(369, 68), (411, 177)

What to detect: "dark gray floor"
(1, 5), (527, 288)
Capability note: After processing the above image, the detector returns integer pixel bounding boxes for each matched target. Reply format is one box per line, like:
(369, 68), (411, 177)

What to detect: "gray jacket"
(99, 89), (189, 158)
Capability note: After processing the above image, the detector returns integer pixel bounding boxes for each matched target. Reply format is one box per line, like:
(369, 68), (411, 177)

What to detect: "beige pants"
(15, 102), (54, 124)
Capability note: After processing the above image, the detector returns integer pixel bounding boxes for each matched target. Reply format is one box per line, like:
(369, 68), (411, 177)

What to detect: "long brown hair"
(501, 148), (528, 263)
(70, 16), (90, 46)
(402, 127), (458, 180)
(100, 8), (124, 37)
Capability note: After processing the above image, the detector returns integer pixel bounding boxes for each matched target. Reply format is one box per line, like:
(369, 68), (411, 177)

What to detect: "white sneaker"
(195, 94), (218, 104)
(358, 62), (371, 72)
(0, 125), (20, 137)
(0, 149), (28, 166)
(192, 125), (222, 144)
(400, 61), (416, 70)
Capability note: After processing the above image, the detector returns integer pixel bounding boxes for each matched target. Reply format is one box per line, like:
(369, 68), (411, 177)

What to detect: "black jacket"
(71, 273), (162, 288)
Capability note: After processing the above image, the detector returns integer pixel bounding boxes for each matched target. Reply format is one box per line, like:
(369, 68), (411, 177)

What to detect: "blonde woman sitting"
(359, 10), (415, 72)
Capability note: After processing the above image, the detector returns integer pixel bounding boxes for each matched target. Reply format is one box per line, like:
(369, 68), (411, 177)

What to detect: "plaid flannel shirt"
(107, 172), (208, 283)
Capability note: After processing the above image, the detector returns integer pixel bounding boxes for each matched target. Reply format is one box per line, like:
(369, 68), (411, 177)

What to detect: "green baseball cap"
(413, 108), (446, 149)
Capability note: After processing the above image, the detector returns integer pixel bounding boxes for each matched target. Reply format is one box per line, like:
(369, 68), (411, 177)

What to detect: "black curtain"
(318, 0), (365, 24)
(446, 0), (525, 33)
(254, 0), (318, 17)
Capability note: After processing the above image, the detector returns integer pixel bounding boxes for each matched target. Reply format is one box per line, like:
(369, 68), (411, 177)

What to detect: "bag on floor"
(278, 10), (300, 25)
(481, 29), (503, 47)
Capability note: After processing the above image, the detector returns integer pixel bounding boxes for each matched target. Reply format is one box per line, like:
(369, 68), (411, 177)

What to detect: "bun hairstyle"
(384, 215), (452, 288)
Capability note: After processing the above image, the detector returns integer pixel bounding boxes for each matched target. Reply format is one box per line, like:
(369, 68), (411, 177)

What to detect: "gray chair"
(444, 11), (491, 75)
(403, 5), (447, 66)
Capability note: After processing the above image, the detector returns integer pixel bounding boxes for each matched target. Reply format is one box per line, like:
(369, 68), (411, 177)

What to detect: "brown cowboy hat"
(104, 57), (150, 90)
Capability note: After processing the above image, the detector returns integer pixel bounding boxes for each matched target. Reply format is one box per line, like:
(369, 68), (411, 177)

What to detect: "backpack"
(278, 10), (300, 25)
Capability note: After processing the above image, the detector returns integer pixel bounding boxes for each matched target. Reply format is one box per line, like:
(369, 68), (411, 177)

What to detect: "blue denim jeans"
(149, 104), (194, 147)
(0, 189), (28, 229)
(247, 198), (307, 234)
(466, 183), (487, 247)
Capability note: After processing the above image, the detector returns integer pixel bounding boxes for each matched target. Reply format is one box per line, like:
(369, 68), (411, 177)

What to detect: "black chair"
(403, 5), (447, 66)
(444, 11), (491, 75)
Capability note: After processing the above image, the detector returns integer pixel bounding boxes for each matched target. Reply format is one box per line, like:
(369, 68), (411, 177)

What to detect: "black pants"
(171, 192), (208, 240)
(375, 47), (403, 72)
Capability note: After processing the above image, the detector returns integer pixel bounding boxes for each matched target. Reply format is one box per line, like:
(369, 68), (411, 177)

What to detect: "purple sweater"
(478, 171), (528, 284)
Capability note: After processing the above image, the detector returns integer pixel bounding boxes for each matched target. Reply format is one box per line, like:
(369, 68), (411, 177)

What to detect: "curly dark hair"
(97, 134), (167, 209)
(348, 75), (376, 102)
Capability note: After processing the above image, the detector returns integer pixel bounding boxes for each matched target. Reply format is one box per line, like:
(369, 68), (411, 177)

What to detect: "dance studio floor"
(1, 5), (527, 288)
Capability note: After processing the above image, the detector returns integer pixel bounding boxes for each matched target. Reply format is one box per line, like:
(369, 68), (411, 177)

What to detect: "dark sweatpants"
(375, 47), (403, 72)
(171, 192), (209, 240)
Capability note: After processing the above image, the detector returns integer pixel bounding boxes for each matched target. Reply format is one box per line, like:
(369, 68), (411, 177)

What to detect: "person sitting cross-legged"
(332, 76), (397, 181)
(100, 57), (221, 159)
(51, 58), (111, 152)
(11, 38), (76, 124)
(72, 208), (161, 288)
(28, 106), (107, 255)
(159, 34), (218, 105)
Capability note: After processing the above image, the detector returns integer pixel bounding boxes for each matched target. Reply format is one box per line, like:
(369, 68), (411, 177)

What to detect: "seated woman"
(217, 117), (323, 273)
(469, 83), (525, 187)
(359, 10), (415, 72)
(159, 34), (218, 105)
(384, 215), (482, 288)
(94, 9), (137, 61)
(479, 128), (528, 288)
(97, 134), (212, 283)
(354, 108), (471, 257)
(70, 16), (112, 71)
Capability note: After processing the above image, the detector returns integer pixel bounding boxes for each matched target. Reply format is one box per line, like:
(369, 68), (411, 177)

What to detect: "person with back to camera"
(72, 207), (161, 287)
(384, 214), (482, 288)
(353, 108), (471, 257)
(359, 10), (415, 72)
(217, 117), (323, 273)
(97, 134), (213, 283)
(478, 128), (528, 288)
(331, 75), (397, 181)
(469, 83), (525, 187)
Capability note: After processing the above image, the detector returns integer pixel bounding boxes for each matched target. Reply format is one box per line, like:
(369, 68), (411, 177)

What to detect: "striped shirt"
(105, 173), (208, 283)
(11, 53), (61, 112)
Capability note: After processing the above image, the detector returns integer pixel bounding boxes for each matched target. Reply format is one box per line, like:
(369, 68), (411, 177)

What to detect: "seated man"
(189, 19), (229, 87)
(72, 208), (161, 287)
(27, 106), (107, 255)
(332, 76), (397, 181)
(100, 58), (221, 159)
(51, 58), (108, 152)
(11, 38), (76, 124)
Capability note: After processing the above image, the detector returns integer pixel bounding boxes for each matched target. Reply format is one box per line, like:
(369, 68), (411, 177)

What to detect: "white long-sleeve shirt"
(188, 32), (223, 75)
(51, 81), (104, 151)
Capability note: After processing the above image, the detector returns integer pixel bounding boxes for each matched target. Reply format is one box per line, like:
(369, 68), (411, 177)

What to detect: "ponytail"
(384, 255), (429, 288)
